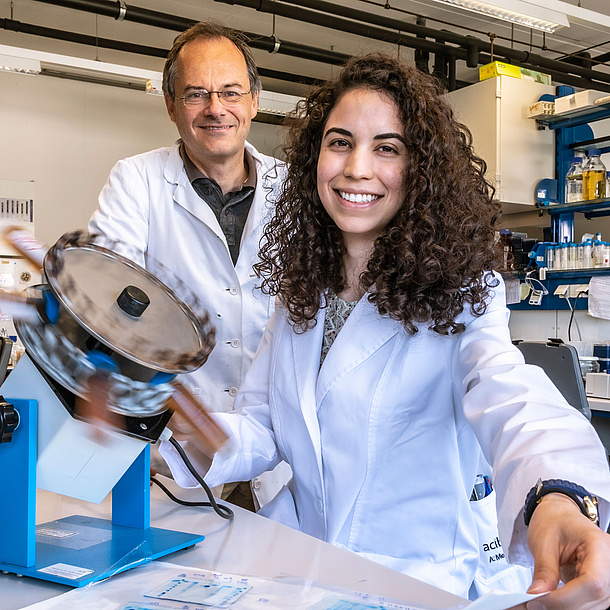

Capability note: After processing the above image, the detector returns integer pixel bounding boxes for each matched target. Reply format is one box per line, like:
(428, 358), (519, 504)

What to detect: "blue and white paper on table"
(19, 561), (543, 610)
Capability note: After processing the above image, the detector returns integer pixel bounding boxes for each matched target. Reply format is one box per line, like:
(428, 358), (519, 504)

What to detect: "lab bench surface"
(0, 478), (464, 610)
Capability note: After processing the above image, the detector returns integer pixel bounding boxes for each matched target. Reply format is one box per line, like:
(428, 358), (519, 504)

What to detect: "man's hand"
(522, 492), (610, 609)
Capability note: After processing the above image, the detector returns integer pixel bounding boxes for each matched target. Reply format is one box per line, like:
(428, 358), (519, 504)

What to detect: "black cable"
(151, 437), (234, 520)
(567, 291), (588, 343)
(567, 296), (574, 342)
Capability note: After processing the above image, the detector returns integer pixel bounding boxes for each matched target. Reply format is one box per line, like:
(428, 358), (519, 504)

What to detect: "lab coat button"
(230, 338), (241, 348)
(228, 387), (238, 397)
(316, 499), (323, 512)
(229, 285), (239, 295)
(252, 478), (262, 490)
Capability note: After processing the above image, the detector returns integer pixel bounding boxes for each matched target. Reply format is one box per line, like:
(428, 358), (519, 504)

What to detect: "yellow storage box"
(479, 61), (522, 81)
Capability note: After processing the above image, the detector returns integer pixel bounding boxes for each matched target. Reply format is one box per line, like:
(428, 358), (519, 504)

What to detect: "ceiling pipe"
(0, 18), (321, 87)
(2, 17), (168, 58)
(31, 0), (351, 67)
(596, 51), (610, 64)
(476, 52), (599, 92)
(216, 0), (463, 59)
(414, 16), (430, 74)
(27, 0), (610, 92)
(227, 0), (610, 86)
(278, 0), (610, 75)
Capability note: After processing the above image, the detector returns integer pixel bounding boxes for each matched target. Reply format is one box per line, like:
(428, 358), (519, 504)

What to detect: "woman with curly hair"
(161, 53), (610, 605)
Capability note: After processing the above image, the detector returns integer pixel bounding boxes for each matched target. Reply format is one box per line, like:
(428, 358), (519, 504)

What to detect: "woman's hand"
(523, 492), (610, 609)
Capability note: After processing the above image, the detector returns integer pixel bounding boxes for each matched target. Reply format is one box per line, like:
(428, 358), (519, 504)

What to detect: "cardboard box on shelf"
(520, 67), (552, 85)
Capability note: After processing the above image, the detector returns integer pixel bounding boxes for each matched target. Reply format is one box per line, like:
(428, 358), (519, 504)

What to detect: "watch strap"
(523, 478), (599, 527)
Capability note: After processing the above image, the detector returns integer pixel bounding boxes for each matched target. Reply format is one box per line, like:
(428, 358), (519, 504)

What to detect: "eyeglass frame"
(176, 88), (253, 107)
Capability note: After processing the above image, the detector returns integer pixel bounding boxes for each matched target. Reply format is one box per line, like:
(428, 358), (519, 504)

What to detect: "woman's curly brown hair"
(255, 52), (503, 335)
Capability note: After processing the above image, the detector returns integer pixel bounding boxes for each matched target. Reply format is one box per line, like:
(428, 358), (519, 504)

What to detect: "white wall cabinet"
(446, 76), (555, 213)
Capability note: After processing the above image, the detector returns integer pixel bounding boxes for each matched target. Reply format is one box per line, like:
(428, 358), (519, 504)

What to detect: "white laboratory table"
(1, 478), (465, 610)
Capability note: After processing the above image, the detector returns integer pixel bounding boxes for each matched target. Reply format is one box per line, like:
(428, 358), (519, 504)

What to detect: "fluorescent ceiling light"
(537, 0), (610, 31)
(0, 44), (301, 121)
(428, 0), (570, 32)
(0, 44), (161, 91)
(0, 51), (40, 75)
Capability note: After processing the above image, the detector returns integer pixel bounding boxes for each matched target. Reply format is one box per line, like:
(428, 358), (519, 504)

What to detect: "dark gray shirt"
(180, 142), (256, 265)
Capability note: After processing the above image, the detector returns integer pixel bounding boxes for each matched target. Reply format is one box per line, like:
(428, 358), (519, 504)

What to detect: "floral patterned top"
(320, 292), (359, 367)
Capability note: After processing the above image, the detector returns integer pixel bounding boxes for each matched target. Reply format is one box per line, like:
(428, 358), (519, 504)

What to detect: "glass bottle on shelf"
(583, 149), (607, 201)
(565, 156), (584, 203)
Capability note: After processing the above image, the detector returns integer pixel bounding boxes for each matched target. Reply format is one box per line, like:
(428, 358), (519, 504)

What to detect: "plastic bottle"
(583, 150), (607, 201)
(567, 241), (577, 269)
(576, 241), (584, 269)
(583, 239), (592, 269)
(546, 245), (555, 270)
(560, 241), (568, 270)
(565, 156), (584, 203)
(594, 235), (605, 268)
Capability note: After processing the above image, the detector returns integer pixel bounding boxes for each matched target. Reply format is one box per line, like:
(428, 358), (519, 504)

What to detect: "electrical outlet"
(554, 285), (569, 297)
(529, 289), (544, 306)
(568, 284), (589, 298)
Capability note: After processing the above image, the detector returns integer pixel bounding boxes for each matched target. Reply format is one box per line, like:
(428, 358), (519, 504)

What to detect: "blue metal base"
(0, 515), (204, 587)
(0, 397), (205, 588)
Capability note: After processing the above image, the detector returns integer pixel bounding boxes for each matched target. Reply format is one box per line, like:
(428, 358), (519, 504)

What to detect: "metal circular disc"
(44, 231), (215, 373)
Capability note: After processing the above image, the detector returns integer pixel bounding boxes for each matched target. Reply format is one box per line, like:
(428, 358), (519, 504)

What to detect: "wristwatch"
(523, 478), (599, 527)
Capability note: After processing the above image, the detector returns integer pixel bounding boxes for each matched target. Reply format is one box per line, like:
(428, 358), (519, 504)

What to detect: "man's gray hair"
(163, 21), (262, 100)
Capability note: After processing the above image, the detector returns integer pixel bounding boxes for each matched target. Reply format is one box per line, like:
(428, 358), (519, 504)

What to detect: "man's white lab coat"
(90, 139), (289, 507)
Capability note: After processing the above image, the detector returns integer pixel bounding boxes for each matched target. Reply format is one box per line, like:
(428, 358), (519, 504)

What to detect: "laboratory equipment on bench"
(0, 230), (224, 588)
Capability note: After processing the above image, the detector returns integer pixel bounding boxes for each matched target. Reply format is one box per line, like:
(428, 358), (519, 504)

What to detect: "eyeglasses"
(176, 89), (252, 107)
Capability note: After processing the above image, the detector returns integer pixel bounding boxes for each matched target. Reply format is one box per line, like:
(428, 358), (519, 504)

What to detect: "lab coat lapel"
(240, 144), (277, 250)
(290, 307), (326, 475)
(164, 142), (228, 241)
(316, 297), (401, 405)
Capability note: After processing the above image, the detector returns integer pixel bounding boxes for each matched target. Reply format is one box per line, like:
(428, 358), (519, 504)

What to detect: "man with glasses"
(89, 21), (288, 511)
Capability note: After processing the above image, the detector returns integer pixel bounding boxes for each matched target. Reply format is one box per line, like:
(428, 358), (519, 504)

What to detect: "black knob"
(0, 397), (19, 444)
(116, 285), (150, 318)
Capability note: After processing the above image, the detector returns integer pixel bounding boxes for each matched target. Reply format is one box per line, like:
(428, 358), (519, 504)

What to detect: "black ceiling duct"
(26, 0), (610, 93)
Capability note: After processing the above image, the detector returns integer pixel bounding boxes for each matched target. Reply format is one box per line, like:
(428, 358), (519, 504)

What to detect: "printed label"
(38, 563), (93, 580)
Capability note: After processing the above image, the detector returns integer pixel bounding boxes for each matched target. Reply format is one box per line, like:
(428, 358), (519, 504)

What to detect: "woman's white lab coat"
(163, 277), (610, 597)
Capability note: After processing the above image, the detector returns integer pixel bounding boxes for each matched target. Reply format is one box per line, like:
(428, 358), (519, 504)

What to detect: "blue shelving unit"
(535, 89), (610, 245)
(509, 91), (610, 311)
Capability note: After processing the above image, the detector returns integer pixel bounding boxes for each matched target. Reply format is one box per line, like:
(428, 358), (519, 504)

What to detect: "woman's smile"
(317, 87), (407, 251)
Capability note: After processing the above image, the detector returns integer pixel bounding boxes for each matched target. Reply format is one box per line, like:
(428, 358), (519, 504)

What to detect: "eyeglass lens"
(181, 90), (250, 106)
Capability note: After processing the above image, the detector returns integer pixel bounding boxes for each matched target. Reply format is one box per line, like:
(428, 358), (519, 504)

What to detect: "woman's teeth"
(339, 191), (379, 203)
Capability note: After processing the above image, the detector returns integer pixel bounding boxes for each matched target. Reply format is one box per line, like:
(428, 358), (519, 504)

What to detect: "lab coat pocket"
(470, 491), (532, 598)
